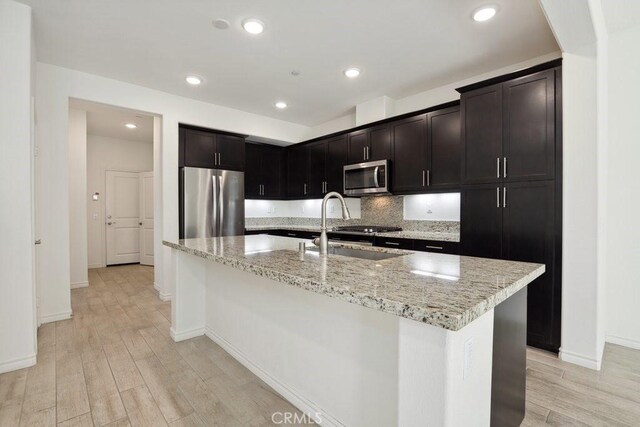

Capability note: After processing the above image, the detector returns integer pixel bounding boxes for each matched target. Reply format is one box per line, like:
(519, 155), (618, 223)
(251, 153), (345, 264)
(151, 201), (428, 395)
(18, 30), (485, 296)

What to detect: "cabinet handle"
(287, 233), (296, 237)
(262, 184), (265, 195)
(425, 245), (443, 250)
(503, 157), (507, 178)
(384, 241), (400, 246)
(218, 153), (221, 165)
(366, 146), (370, 160)
(497, 187), (500, 208)
(422, 170), (426, 186)
(363, 147), (366, 161)
(503, 187), (507, 208)
(427, 170), (431, 186)
(497, 158), (500, 178)
(214, 154), (217, 166)
(304, 183), (307, 195)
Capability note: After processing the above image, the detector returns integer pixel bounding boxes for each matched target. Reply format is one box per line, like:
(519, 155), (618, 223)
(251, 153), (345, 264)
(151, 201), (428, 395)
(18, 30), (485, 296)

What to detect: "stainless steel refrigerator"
(180, 167), (244, 239)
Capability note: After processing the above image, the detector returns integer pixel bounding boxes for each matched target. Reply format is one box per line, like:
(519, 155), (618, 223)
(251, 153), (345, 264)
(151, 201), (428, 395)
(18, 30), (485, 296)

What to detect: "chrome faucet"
(318, 191), (351, 255)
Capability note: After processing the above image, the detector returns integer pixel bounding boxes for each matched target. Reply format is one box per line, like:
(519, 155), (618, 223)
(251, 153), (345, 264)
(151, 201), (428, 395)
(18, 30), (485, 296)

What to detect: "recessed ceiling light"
(344, 68), (361, 78)
(274, 101), (287, 109)
(242, 18), (265, 35)
(473, 6), (497, 22)
(212, 18), (230, 30)
(125, 123), (137, 129)
(185, 75), (202, 85)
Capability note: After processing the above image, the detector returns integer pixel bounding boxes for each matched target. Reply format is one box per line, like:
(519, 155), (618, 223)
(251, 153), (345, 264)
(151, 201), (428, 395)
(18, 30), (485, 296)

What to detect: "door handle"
(107, 222), (116, 225)
(139, 222), (143, 226)
(34, 239), (41, 245)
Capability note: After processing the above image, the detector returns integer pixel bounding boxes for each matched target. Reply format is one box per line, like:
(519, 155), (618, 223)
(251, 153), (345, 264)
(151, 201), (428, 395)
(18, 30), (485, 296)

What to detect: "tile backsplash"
(245, 193), (460, 233)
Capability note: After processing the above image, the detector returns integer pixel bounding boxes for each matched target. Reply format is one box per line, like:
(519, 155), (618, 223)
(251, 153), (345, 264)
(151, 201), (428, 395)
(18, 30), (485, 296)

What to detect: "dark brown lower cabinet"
(461, 180), (560, 352)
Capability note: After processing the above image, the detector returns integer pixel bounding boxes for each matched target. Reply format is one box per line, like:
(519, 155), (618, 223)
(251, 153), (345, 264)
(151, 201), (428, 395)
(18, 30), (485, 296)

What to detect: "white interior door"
(106, 171), (140, 265)
(139, 171), (154, 266)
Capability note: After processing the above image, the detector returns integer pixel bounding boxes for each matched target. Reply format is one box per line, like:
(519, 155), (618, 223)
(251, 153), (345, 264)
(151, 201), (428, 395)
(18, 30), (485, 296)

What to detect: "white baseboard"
(205, 327), (342, 427)
(559, 348), (602, 370)
(71, 281), (89, 289)
(39, 310), (72, 324)
(88, 263), (105, 269)
(170, 326), (205, 342)
(606, 334), (640, 350)
(0, 353), (37, 374)
(154, 282), (172, 301)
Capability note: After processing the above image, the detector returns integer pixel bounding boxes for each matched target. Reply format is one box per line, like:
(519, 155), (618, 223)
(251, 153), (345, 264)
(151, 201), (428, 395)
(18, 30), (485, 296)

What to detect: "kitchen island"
(164, 235), (544, 426)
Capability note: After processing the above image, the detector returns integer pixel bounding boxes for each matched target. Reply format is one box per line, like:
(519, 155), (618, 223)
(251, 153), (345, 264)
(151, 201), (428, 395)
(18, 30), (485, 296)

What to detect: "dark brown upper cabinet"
(286, 144), (308, 198)
(182, 127), (245, 171)
(461, 84), (503, 184)
(346, 125), (392, 164)
(245, 143), (285, 199)
(503, 69), (556, 182)
(461, 69), (556, 185)
(426, 105), (461, 189)
(326, 135), (348, 193)
(306, 140), (328, 197)
(390, 114), (428, 193)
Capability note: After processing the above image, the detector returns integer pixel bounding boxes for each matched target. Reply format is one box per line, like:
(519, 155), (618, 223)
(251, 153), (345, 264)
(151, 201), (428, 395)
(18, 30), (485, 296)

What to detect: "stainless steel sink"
(306, 246), (406, 260)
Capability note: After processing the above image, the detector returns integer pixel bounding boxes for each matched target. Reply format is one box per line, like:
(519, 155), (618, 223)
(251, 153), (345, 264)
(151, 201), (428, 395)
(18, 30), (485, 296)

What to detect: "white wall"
(68, 108), (88, 287)
(605, 24), (640, 349)
(35, 62), (309, 323)
(0, 0), (37, 373)
(86, 135), (153, 268)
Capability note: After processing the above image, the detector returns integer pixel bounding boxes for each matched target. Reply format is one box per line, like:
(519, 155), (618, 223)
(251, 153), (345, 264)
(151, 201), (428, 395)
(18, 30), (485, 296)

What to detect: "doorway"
(67, 99), (156, 288)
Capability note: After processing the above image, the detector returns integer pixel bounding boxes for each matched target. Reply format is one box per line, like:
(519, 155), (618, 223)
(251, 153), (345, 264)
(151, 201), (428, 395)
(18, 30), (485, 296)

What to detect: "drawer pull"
(385, 241), (400, 246)
(287, 233), (296, 237)
(425, 245), (443, 250)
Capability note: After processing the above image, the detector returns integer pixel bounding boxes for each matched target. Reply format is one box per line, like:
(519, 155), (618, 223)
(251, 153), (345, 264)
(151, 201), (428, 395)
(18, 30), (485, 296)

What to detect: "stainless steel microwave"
(343, 159), (390, 196)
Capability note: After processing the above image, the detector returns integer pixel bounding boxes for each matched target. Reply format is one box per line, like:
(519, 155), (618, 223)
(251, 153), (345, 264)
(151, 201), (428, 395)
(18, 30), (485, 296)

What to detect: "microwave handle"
(373, 166), (380, 188)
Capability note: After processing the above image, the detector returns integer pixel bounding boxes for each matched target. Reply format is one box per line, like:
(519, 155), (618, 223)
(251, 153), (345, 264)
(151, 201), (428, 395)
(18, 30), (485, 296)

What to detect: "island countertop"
(164, 235), (544, 331)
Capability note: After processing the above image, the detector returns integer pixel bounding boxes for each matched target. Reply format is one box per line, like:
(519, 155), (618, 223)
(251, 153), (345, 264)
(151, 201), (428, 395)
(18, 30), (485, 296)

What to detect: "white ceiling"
(22, 0), (558, 126)
(70, 99), (154, 142)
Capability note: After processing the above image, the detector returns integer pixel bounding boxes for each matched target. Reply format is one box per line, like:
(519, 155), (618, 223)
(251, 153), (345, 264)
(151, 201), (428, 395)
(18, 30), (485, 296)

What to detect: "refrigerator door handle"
(212, 174), (218, 236)
(219, 172), (224, 229)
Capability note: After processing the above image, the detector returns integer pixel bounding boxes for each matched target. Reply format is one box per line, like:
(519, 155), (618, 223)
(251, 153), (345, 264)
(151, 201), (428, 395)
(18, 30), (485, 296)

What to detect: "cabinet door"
(502, 180), (558, 350)
(306, 141), (327, 197)
(461, 84), (503, 184)
(503, 70), (556, 182)
(391, 114), (428, 193)
(178, 127), (186, 167)
(326, 136), (347, 193)
(183, 128), (216, 168)
(368, 124), (392, 161)
(460, 184), (502, 259)
(215, 134), (245, 171)
(262, 146), (285, 198)
(427, 106), (461, 189)
(286, 144), (308, 198)
(347, 130), (368, 163)
(244, 144), (262, 198)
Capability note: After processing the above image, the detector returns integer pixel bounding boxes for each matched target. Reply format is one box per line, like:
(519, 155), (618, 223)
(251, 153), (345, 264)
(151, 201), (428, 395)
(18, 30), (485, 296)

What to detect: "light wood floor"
(1, 265), (639, 426)
(0, 265), (302, 426)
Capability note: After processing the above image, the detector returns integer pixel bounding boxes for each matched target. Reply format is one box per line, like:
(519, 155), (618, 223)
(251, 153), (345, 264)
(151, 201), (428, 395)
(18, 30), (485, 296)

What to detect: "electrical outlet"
(463, 337), (474, 379)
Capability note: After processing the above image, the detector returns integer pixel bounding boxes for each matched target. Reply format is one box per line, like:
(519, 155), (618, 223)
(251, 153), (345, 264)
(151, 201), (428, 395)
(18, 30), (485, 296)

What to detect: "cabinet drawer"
(413, 239), (459, 255)
(374, 237), (413, 250)
(327, 233), (374, 245)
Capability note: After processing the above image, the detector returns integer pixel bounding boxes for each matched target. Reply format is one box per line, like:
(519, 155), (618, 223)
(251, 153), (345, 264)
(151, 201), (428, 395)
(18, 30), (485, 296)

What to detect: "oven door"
(343, 160), (389, 195)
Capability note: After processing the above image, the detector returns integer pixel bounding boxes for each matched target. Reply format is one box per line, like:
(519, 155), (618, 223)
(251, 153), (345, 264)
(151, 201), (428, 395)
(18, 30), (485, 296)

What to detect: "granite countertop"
(164, 235), (543, 331)
(244, 225), (460, 243)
